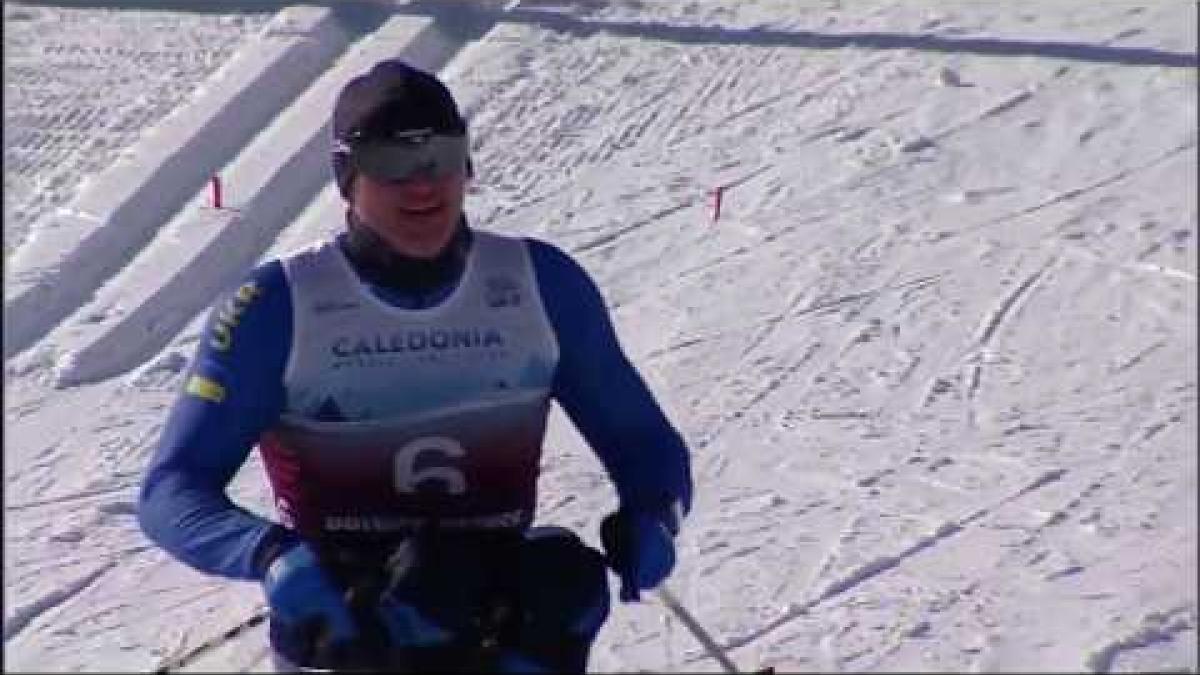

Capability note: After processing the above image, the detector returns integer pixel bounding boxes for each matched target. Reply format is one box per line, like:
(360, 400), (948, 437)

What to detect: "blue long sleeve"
(528, 240), (693, 515)
(137, 261), (294, 580)
(139, 236), (694, 582)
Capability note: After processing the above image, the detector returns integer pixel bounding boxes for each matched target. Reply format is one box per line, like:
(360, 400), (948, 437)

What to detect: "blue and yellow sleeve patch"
(185, 374), (227, 403)
(210, 281), (263, 352)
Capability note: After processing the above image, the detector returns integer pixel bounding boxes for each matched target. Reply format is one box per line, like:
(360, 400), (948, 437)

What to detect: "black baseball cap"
(333, 59), (466, 141)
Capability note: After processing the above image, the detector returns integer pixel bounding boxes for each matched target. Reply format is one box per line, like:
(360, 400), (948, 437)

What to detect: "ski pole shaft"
(655, 585), (740, 673)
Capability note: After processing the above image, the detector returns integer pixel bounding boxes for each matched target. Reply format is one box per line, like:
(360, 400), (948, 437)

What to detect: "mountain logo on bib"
(314, 396), (346, 421)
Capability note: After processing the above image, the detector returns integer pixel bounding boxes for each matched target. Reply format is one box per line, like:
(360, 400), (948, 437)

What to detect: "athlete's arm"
(137, 261), (299, 581)
(528, 239), (693, 515)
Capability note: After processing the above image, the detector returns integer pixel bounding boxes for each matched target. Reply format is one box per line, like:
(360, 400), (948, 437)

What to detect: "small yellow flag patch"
(186, 375), (226, 403)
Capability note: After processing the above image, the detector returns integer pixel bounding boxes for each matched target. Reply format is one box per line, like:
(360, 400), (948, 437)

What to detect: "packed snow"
(3, 1), (1197, 672)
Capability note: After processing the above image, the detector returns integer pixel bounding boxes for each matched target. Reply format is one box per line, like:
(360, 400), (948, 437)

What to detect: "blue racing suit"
(138, 225), (693, 669)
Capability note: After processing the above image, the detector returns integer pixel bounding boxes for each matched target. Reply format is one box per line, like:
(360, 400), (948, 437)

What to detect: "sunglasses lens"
(351, 134), (468, 182)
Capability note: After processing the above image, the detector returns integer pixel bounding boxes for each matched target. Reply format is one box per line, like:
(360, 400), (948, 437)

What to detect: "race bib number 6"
(393, 436), (467, 495)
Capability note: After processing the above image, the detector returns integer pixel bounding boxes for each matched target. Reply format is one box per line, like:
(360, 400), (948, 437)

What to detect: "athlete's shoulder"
(519, 237), (612, 336)
(221, 259), (290, 313)
(521, 237), (595, 287)
(244, 258), (289, 290)
(522, 235), (569, 258)
(465, 229), (587, 285)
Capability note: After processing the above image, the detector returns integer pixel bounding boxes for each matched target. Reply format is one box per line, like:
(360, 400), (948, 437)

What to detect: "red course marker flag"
(211, 175), (223, 209)
(710, 185), (724, 222)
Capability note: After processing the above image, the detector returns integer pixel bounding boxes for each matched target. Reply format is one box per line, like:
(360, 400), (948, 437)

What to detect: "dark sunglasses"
(339, 130), (469, 182)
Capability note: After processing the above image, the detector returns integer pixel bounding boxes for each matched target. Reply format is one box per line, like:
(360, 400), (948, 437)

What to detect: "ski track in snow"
(702, 466), (1072, 658)
(1085, 604), (1199, 674)
(3, 0), (1197, 672)
(4, 562), (117, 642)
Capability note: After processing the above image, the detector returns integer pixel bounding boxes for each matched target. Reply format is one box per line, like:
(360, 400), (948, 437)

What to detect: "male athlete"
(139, 59), (692, 672)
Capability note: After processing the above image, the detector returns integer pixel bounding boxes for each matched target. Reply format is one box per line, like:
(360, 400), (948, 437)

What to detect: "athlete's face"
(350, 170), (467, 259)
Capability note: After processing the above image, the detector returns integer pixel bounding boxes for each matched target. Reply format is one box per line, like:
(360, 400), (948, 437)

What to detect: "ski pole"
(654, 584), (741, 673)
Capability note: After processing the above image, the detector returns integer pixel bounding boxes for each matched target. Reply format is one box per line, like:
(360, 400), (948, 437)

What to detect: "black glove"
(374, 533), (517, 651)
(600, 504), (682, 602)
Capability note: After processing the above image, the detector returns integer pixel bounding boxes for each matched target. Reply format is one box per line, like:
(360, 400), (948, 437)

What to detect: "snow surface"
(3, 0), (1197, 672)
